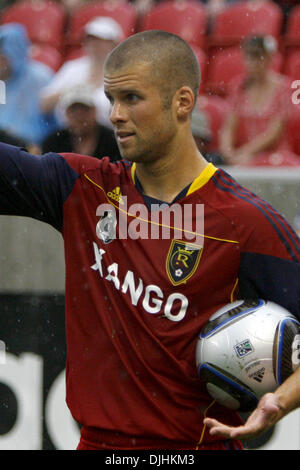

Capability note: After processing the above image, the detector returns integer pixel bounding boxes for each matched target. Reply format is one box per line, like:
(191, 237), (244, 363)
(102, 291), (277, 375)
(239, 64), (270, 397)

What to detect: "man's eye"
(127, 94), (139, 102)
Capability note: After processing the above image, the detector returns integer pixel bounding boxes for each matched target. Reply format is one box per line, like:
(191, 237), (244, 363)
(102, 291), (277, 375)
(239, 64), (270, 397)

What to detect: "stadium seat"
(285, 4), (300, 49)
(209, 0), (283, 48)
(206, 45), (283, 96)
(195, 94), (231, 153)
(205, 46), (245, 96)
(286, 101), (300, 156)
(191, 45), (208, 93)
(63, 47), (86, 63)
(66, 1), (138, 53)
(0, 0), (67, 51)
(30, 44), (63, 72)
(138, 0), (207, 50)
(284, 50), (300, 80)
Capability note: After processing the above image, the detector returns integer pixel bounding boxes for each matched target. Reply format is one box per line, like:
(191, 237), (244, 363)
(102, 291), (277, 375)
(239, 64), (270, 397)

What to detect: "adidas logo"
(249, 367), (265, 383)
(107, 187), (124, 204)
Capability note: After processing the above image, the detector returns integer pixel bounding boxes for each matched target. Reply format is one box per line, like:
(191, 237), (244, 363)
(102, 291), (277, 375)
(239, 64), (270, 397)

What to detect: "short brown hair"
(104, 30), (201, 108)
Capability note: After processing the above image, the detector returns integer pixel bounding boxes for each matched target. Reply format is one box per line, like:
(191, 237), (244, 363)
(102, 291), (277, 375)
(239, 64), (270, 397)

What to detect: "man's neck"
(135, 141), (208, 204)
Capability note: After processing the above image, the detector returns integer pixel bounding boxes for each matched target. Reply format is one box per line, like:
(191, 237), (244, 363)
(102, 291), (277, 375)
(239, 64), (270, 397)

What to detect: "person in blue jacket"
(0, 23), (57, 146)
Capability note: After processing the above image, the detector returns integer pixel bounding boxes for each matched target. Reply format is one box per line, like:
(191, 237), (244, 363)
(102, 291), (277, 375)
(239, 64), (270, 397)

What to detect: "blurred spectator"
(191, 107), (225, 165)
(40, 16), (124, 129)
(220, 35), (294, 166)
(0, 23), (57, 146)
(42, 86), (121, 161)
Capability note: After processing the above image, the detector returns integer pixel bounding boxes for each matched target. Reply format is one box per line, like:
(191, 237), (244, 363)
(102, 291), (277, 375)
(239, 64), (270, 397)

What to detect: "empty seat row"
(3, 0), (300, 55)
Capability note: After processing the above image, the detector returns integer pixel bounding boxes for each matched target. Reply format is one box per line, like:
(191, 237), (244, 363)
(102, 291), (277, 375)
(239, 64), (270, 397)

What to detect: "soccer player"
(0, 30), (299, 450)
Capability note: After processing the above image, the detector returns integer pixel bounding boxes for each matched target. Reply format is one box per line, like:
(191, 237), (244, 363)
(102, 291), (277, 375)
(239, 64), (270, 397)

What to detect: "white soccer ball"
(196, 299), (300, 411)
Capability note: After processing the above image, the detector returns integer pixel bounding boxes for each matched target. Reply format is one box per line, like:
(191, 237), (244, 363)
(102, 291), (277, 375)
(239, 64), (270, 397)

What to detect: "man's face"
(244, 52), (271, 79)
(65, 103), (97, 136)
(104, 62), (177, 163)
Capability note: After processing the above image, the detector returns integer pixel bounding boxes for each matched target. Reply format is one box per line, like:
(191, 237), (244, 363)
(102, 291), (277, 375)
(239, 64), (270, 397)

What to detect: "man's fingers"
(203, 394), (281, 441)
(203, 417), (236, 438)
(204, 417), (258, 440)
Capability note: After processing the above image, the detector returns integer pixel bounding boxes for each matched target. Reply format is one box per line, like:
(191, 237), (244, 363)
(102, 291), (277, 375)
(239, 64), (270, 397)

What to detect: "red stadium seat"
(0, 0), (67, 51)
(191, 45), (208, 93)
(284, 50), (300, 80)
(139, 0), (207, 49)
(30, 44), (63, 72)
(287, 100), (300, 156)
(195, 94), (231, 153)
(206, 45), (283, 95)
(63, 47), (86, 63)
(209, 0), (283, 48)
(66, 1), (138, 52)
(206, 46), (245, 95)
(285, 4), (300, 48)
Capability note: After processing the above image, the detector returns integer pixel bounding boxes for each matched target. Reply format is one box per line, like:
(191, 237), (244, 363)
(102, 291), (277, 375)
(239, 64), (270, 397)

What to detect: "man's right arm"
(0, 142), (79, 232)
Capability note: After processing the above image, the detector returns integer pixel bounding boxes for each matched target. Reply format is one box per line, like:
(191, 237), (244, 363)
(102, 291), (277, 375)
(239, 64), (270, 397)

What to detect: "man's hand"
(203, 393), (283, 441)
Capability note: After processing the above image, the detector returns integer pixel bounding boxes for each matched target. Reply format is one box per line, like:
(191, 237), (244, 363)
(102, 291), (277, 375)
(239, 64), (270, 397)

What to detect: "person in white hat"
(40, 16), (124, 129)
(41, 85), (121, 161)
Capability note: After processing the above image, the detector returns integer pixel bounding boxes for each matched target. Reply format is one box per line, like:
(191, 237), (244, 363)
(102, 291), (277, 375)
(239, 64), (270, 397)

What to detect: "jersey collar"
(131, 162), (218, 197)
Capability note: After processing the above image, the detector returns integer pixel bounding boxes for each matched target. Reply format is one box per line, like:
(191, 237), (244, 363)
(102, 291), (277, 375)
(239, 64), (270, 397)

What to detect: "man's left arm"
(238, 251), (300, 318)
(205, 200), (300, 439)
(204, 363), (300, 441)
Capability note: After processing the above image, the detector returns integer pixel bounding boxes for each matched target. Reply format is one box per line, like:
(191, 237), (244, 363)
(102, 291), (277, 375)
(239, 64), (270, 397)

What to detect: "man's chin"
(119, 152), (142, 163)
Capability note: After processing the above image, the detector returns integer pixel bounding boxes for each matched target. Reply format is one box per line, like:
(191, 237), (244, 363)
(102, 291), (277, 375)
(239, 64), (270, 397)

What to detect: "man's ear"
(175, 86), (195, 119)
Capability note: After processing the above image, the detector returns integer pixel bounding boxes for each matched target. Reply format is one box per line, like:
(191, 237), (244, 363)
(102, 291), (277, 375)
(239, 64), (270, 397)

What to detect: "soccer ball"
(196, 299), (300, 412)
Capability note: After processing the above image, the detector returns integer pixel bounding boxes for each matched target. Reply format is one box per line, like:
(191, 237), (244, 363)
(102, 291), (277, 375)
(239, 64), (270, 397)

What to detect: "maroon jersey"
(0, 143), (299, 449)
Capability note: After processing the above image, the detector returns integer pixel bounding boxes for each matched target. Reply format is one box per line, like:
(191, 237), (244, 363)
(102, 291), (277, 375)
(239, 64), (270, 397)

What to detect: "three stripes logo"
(107, 187), (124, 205)
(249, 367), (265, 383)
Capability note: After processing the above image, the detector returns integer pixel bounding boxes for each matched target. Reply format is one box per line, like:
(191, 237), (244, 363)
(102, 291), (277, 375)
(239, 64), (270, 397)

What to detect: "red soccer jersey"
(0, 144), (299, 449)
(60, 154), (299, 449)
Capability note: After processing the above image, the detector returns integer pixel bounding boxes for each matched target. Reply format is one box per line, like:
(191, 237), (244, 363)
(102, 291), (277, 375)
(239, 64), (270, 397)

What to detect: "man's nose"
(109, 102), (127, 124)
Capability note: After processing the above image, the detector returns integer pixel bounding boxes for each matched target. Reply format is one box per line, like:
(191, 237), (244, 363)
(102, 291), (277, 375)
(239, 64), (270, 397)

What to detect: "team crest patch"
(166, 240), (203, 286)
